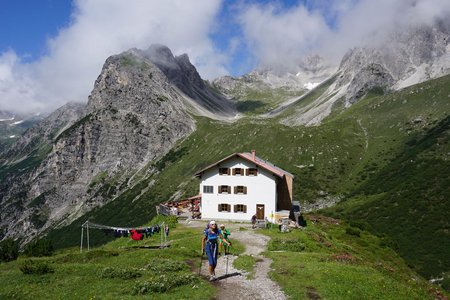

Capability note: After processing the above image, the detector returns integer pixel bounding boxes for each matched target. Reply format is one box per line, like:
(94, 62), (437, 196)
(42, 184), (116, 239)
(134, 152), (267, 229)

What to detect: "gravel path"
(184, 220), (287, 300)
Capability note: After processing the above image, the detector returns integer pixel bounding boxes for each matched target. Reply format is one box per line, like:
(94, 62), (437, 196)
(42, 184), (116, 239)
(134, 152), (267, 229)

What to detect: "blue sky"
(0, 0), (448, 114)
(0, 0), (73, 62)
(0, 0), (328, 76)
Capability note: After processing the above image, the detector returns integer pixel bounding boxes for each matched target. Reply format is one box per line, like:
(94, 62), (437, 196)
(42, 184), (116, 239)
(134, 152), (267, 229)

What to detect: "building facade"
(195, 151), (294, 222)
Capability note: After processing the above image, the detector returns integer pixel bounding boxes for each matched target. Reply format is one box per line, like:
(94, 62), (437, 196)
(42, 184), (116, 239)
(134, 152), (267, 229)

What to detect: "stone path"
(185, 220), (286, 300)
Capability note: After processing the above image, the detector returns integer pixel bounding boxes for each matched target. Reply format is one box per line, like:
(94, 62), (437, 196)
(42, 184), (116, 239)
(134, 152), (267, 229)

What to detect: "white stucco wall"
(199, 156), (277, 221)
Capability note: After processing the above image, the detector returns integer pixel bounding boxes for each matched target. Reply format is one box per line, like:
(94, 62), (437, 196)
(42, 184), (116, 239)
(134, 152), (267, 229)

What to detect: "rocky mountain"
(277, 20), (450, 126)
(0, 111), (44, 152)
(0, 45), (235, 243)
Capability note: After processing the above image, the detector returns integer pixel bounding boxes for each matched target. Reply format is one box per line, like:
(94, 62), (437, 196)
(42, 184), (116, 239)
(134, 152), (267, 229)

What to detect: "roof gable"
(195, 152), (294, 178)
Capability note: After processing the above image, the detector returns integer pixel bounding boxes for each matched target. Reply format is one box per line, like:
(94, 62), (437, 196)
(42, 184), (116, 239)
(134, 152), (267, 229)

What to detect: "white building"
(195, 150), (294, 222)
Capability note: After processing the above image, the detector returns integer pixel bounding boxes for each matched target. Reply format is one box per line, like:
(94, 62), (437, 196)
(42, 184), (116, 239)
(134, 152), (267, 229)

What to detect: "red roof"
(195, 152), (294, 178)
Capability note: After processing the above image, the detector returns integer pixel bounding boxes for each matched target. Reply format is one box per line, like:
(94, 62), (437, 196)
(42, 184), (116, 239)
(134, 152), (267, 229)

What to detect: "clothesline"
(80, 220), (168, 253)
(81, 220), (151, 231)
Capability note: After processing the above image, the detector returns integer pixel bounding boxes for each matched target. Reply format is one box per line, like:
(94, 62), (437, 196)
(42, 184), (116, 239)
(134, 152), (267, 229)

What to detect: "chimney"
(251, 150), (256, 161)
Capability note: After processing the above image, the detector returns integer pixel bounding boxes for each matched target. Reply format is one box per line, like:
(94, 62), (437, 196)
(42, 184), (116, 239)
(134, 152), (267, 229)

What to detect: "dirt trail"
(184, 220), (286, 300)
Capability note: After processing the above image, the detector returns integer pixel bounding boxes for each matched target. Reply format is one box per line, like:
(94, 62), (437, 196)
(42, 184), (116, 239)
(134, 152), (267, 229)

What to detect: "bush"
(441, 276), (450, 292)
(345, 227), (361, 237)
(19, 260), (54, 275)
(0, 238), (19, 262)
(98, 267), (142, 279)
(133, 273), (198, 294)
(268, 238), (305, 252)
(24, 239), (54, 257)
(144, 258), (186, 273)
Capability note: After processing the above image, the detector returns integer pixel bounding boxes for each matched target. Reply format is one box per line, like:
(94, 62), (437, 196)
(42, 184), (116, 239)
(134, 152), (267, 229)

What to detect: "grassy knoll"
(0, 217), (218, 299)
(2, 216), (447, 299)
(260, 215), (447, 299)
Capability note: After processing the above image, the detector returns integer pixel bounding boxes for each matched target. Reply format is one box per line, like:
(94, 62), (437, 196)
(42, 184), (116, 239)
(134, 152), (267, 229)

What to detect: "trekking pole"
(198, 250), (204, 275)
(225, 244), (230, 277)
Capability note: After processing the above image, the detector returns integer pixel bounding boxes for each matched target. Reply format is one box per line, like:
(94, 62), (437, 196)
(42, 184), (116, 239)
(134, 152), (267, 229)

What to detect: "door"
(256, 204), (265, 220)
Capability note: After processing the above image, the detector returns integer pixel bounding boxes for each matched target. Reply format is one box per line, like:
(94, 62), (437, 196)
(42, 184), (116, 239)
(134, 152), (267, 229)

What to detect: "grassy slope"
(37, 74), (450, 281)
(1, 216), (445, 299)
(262, 215), (444, 299)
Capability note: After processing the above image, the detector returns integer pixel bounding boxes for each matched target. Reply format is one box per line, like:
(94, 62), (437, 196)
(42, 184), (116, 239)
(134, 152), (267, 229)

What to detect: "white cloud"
(0, 0), (225, 114)
(238, 2), (331, 71)
(239, 0), (450, 68)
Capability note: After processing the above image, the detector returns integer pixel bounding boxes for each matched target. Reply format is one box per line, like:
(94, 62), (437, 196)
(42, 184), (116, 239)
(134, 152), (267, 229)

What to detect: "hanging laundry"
(130, 229), (143, 241)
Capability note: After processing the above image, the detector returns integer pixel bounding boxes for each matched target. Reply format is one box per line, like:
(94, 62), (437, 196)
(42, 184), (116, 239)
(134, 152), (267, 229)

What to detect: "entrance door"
(256, 204), (265, 220)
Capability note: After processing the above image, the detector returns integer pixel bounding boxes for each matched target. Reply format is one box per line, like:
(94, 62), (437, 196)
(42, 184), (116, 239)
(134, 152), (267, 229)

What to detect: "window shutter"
(227, 204), (231, 212)
(245, 168), (249, 176)
(227, 168), (231, 175)
(218, 185), (222, 194)
(244, 186), (247, 194)
(233, 205), (237, 212)
(243, 205), (247, 213)
(227, 186), (231, 193)
(255, 169), (258, 175)
(233, 186), (237, 194)
(232, 168), (236, 175)
(218, 204), (222, 212)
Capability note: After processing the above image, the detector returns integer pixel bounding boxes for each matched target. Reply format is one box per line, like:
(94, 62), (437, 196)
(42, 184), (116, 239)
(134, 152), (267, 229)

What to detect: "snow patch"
(9, 135), (16, 138)
(304, 82), (320, 90)
(11, 120), (24, 125)
(0, 116), (15, 122)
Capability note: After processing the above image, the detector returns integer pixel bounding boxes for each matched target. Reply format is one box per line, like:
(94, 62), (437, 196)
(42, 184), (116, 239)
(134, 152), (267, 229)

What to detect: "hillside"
(0, 216), (446, 299)
(41, 74), (450, 285)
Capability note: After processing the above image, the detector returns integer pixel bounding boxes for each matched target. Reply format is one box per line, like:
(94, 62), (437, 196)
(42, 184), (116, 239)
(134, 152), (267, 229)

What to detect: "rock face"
(0, 45), (229, 243)
(213, 54), (336, 96)
(280, 21), (450, 126)
(137, 45), (235, 118)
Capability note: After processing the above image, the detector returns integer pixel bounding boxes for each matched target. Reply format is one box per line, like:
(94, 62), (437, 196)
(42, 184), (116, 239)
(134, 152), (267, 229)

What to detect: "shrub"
(441, 276), (450, 292)
(133, 273), (198, 294)
(268, 238), (305, 252)
(0, 238), (19, 262)
(98, 267), (142, 279)
(345, 227), (361, 237)
(24, 239), (54, 257)
(144, 258), (186, 273)
(19, 260), (54, 275)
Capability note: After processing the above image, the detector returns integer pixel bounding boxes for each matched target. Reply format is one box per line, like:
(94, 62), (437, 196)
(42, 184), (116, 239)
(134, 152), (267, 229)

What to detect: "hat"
(209, 220), (216, 225)
(219, 224), (225, 228)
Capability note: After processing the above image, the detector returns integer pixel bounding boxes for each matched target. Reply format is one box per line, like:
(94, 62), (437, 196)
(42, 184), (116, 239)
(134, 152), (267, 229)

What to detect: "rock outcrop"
(0, 45), (232, 243)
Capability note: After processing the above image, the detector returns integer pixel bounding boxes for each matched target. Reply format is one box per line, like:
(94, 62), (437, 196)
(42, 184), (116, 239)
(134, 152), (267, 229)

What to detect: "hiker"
(251, 214), (257, 229)
(202, 220), (230, 281)
(218, 224), (231, 254)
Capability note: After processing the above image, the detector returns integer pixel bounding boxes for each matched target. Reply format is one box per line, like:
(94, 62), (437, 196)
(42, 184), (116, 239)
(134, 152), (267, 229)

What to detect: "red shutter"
(218, 204), (222, 212)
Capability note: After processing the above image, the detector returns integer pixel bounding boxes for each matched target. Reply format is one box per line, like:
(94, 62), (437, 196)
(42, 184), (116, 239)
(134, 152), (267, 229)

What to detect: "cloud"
(239, 0), (450, 68)
(0, 0), (225, 114)
(238, 2), (331, 71)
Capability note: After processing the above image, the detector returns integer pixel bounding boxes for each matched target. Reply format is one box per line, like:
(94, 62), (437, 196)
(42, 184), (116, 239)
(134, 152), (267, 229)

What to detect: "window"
(203, 185), (213, 194)
(246, 168), (258, 176)
(219, 168), (230, 175)
(218, 185), (231, 194)
(234, 204), (247, 213)
(218, 203), (231, 212)
(234, 185), (247, 194)
(233, 168), (244, 175)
